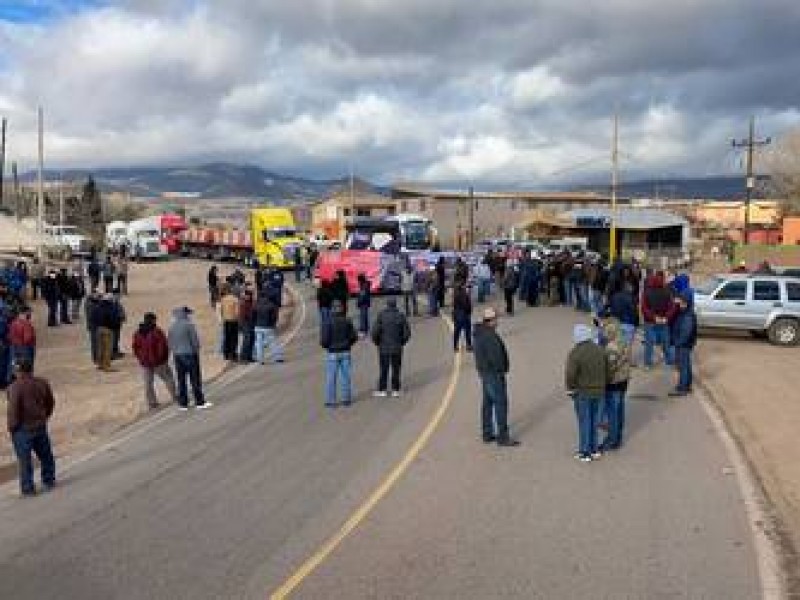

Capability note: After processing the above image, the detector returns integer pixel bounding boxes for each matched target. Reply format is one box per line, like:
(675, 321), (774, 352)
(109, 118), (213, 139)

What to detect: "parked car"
(694, 274), (800, 346)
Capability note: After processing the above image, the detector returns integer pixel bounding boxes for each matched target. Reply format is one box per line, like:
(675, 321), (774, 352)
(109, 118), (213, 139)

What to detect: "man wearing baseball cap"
(472, 307), (519, 446)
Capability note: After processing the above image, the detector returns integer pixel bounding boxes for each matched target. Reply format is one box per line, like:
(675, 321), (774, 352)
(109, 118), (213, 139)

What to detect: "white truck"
(106, 221), (129, 252)
(43, 224), (93, 257)
(126, 217), (168, 260)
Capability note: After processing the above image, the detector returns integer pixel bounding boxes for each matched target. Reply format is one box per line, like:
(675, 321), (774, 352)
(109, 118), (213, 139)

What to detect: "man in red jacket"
(132, 312), (177, 410)
(9, 307), (36, 371)
(641, 272), (677, 368)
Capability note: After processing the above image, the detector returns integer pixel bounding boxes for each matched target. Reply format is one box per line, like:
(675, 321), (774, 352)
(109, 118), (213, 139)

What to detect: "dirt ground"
(0, 259), (275, 469)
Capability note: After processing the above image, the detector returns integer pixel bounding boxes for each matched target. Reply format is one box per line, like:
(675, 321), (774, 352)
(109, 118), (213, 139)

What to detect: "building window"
(387, 206), (396, 215)
(343, 208), (351, 217)
(357, 208), (370, 217)
(511, 200), (518, 210)
(420, 199), (427, 212)
(401, 201), (408, 212)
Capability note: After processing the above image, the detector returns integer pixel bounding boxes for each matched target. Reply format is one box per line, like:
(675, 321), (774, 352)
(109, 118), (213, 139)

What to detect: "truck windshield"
(346, 227), (401, 253)
(265, 227), (297, 239)
(401, 221), (432, 250)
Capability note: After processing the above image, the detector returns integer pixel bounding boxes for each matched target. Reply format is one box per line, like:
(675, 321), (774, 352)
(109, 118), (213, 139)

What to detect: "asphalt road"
(0, 287), (762, 599)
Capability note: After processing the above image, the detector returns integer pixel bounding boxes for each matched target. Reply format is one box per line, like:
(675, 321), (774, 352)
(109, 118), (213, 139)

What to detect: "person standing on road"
(331, 270), (349, 316)
(641, 272), (676, 368)
(167, 306), (210, 410)
(94, 293), (118, 372)
(253, 292), (284, 364)
(356, 273), (371, 336)
(29, 258), (44, 301)
(110, 289), (126, 359)
(452, 282), (473, 352)
(400, 263), (418, 317)
(293, 245), (304, 283)
(116, 255), (129, 295)
(502, 265), (519, 315)
(606, 279), (639, 352)
(87, 257), (101, 292)
(435, 257), (446, 309)
(41, 271), (60, 327)
(473, 307), (519, 446)
(475, 258), (492, 304)
(238, 288), (256, 363)
(7, 358), (56, 497)
(599, 318), (630, 452)
(9, 307), (36, 370)
(84, 288), (101, 365)
(68, 269), (86, 323)
(219, 285), (240, 362)
(425, 266), (440, 317)
(132, 312), (177, 410)
(207, 265), (219, 308)
(320, 300), (358, 407)
(669, 291), (697, 397)
(55, 268), (72, 325)
(102, 256), (116, 294)
(371, 297), (411, 397)
(565, 324), (608, 462)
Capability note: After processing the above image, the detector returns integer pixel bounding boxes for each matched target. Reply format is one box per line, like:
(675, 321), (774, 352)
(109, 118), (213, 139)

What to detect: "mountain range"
(17, 163), (764, 202)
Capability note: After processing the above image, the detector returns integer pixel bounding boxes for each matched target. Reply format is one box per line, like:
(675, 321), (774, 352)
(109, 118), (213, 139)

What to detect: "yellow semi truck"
(249, 207), (305, 268)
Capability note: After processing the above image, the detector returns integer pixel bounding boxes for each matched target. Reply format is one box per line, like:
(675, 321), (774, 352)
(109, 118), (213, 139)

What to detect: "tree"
(765, 127), (800, 215)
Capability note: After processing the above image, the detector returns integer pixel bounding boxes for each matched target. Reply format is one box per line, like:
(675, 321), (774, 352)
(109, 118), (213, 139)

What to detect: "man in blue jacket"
(669, 291), (697, 397)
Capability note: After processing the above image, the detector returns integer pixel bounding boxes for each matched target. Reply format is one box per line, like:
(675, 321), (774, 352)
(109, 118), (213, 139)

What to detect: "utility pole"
(609, 113), (619, 262)
(37, 106), (44, 239)
(468, 186), (475, 249)
(0, 117), (6, 210)
(732, 116), (770, 244)
(12, 161), (19, 220)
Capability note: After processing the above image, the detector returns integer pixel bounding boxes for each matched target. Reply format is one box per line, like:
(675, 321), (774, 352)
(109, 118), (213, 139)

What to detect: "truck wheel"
(767, 318), (800, 346)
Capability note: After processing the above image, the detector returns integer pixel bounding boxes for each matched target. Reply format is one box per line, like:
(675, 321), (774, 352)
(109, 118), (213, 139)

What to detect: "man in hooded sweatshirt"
(669, 291), (697, 397)
(132, 312), (177, 410)
(320, 300), (358, 407)
(371, 297), (411, 397)
(473, 307), (519, 446)
(599, 318), (630, 451)
(167, 307), (210, 410)
(565, 323), (608, 462)
(641, 271), (676, 368)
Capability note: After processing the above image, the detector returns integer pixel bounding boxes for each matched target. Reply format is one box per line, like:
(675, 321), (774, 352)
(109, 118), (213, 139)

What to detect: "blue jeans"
(573, 394), (600, 456)
(254, 326), (283, 364)
(358, 306), (370, 334)
(675, 347), (693, 392)
(481, 373), (509, 440)
(173, 354), (205, 406)
(453, 313), (472, 350)
(602, 389), (626, 449)
(325, 352), (352, 405)
(477, 279), (490, 303)
(428, 290), (439, 316)
(319, 307), (332, 327)
(12, 427), (56, 494)
(295, 265), (303, 282)
(644, 323), (673, 367)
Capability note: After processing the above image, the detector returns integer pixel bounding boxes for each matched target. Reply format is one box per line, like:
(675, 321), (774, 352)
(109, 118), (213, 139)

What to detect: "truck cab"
(250, 208), (304, 268)
(127, 218), (168, 260)
(44, 224), (93, 257)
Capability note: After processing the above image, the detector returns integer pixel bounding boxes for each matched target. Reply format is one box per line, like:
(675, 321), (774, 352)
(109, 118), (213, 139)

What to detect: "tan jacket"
(220, 294), (239, 322)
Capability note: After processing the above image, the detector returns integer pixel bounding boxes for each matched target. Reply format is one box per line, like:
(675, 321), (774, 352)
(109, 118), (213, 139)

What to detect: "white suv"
(695, 274), (800, 346)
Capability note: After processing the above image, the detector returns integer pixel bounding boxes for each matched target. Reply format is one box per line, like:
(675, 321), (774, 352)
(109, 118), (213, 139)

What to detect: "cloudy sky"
(1, 0), (799, 186)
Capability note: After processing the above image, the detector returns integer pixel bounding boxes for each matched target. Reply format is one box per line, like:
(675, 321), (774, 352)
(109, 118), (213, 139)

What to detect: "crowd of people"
(3, 240), (703, 497)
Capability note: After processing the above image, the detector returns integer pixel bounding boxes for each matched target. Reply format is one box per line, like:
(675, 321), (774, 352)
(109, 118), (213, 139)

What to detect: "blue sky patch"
(0, 0), (106, 23)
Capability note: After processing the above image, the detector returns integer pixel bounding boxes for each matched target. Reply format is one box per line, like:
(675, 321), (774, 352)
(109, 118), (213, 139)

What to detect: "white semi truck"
(126, 217), (168, 260)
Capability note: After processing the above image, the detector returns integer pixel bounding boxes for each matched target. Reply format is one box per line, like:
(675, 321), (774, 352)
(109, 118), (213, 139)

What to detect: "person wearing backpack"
(599, 318), (630, 451)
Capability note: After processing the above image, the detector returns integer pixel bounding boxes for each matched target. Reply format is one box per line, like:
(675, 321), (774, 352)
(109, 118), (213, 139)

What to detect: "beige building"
(392, 185), (617, 249)
(691, 200), (781, 228)
(311, 192), (397, 241)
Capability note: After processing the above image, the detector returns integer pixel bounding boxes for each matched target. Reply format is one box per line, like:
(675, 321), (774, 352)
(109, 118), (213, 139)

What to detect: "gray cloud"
(1, 0), (798, 185)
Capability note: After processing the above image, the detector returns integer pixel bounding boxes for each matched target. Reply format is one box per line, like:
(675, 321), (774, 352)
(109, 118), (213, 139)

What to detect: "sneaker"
(483, 434), (497, 443)
(579, 455), (592, 463)
(324, 402), (338, 408)
(373, 391), (388, 398)
(178, 406), (189, 412)
(390, 390), (401, 398)
(497, 438), (520, 447)
(196, 402), (214, 410)
(591, 451), (603, 460)
(21, 489), (36, 498)
(668, 389), (689, 397)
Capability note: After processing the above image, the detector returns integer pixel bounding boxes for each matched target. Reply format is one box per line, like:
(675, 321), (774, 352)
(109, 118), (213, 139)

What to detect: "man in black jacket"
(253, 293), (283, 364)
(371, 297), (411, 397)
(452, 283), (473, 352)
(94, 294), (120, 371)
(473, 307), (519, 446)
(320, 300), (358, 407)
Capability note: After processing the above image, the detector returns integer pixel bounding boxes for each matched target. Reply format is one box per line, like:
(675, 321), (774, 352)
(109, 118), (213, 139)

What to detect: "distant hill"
(19, 163), (385, 203)
(574, 175), (771, 200)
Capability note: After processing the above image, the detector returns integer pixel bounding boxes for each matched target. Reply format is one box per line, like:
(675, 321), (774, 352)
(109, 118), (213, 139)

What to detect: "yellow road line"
(269, 316), (461, 599)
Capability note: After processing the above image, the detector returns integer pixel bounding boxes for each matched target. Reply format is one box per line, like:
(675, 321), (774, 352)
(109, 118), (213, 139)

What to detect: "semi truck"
(179, 207), (304, 268)
(314, 213), (437, 293)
